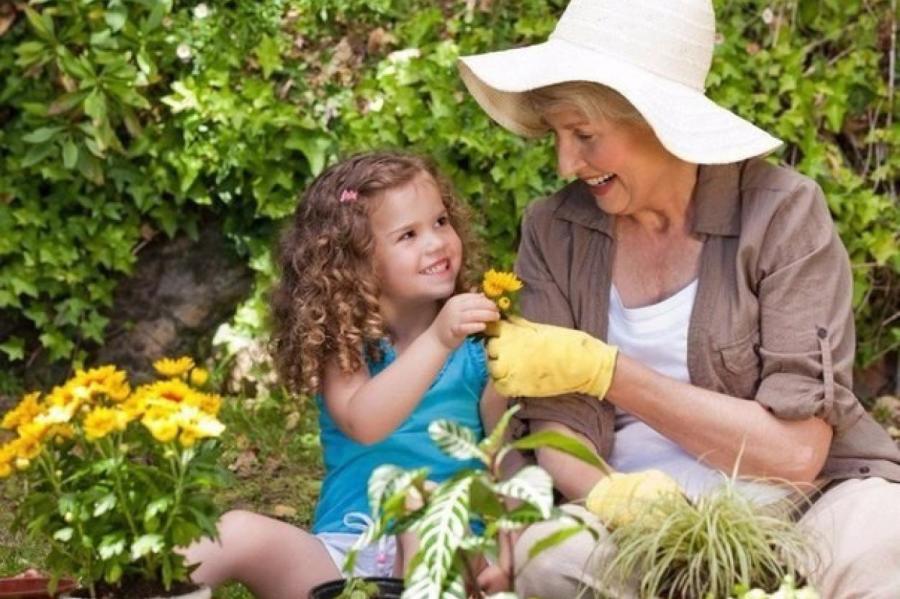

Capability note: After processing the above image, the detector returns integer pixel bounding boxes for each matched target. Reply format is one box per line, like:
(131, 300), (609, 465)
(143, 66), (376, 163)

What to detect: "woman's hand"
(429, 293), (500, 350)
(486, 316), (618, 399)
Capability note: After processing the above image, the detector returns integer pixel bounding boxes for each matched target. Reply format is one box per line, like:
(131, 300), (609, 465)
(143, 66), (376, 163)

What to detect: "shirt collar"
(552, 161), (745, 238)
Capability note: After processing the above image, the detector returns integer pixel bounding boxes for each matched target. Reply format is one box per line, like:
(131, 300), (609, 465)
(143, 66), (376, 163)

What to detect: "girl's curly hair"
(270, 151), (483, 396)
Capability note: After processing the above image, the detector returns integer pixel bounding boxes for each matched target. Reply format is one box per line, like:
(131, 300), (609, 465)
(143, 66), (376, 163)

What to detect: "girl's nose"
(424, 230), (447, 253)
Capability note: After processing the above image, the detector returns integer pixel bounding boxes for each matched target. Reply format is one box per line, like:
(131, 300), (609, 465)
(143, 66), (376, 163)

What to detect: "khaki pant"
(514, 478), (900, 599)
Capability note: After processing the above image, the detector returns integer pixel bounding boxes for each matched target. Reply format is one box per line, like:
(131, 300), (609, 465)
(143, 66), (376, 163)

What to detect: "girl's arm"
(322, 293), (499, 445)
(479, 381), (508, 436)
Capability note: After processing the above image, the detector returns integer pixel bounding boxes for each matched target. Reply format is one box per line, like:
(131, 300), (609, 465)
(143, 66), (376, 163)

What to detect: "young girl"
(184, 151), (505, 598)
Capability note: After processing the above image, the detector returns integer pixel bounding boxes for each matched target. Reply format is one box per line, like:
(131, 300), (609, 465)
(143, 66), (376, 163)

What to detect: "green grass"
(0, 392), (324, 599)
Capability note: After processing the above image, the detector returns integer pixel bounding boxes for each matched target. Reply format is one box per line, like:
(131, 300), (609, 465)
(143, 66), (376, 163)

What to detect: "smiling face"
(370, 171), (463, 311)
(543, 105), (675, 215)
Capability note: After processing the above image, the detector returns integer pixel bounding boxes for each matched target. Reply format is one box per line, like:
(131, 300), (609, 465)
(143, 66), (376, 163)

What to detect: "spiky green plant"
(601, 479), (819, 599)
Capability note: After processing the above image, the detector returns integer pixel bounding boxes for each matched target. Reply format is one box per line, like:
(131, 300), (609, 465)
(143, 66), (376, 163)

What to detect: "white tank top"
(607, 281), (789, 504)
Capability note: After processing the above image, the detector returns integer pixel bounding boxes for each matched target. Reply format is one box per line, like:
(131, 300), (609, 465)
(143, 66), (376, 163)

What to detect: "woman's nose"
(555, 137), (584, 179)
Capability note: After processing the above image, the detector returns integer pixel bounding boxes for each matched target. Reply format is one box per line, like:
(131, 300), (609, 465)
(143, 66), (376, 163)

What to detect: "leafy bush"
(1, 0), (896, 389)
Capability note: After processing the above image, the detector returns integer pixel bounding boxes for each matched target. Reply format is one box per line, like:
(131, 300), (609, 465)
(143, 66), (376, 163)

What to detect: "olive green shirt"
(513, 158), (900, 483)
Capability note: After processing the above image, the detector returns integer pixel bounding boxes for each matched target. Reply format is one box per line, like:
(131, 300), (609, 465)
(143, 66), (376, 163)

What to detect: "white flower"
(176, 43), (192, 62)
(387, 48), (421, 63)
(761, 7), (775, 25)
(193, 3), (210, 19)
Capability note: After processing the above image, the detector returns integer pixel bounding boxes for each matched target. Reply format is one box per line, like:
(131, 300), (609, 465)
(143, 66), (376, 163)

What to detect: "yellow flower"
(497, 297), (512, 311)
(68, 366), (131, 403)
(0, 462), (11, 478)
(186, 391), (221, 416)
(143, 417), (178, 444)
(482, 269), (523, 298)
(2, 392), (42, 430)
(13, 435), (43, 461)
(0, 443), (16, 477)
(83, 407), (128, 441)
(140, 379), (194, 405)
(154, 357), (195, 378)
(189, 368), (209, 387)
(120, 395), (148, 422)
(17, 420), (49, 443)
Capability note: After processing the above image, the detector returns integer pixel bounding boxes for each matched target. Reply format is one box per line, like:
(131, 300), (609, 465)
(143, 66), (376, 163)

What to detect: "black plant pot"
(308, 577), (404, 599)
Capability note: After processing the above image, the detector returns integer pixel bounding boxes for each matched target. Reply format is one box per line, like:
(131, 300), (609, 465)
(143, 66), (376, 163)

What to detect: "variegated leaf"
(428, 419), (488, 463)
(494, 465), (554, 518)
(408, 477), (473, 593)
(478, 404), (520, 456)
(367, 464), (427, 517)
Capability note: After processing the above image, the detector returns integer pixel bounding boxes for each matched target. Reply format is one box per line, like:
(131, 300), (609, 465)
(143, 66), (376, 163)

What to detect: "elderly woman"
(458, 0), (900, 597)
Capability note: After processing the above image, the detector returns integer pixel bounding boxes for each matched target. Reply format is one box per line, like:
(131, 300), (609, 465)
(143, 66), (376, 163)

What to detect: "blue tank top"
(312, 337), (488, 534)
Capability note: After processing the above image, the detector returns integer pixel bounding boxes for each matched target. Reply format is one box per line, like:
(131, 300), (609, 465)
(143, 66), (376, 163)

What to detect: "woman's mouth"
(584, 173), (616, 196)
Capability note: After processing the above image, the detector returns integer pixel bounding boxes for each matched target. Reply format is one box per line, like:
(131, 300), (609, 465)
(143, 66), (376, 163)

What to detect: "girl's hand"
(429, 293), (500, 350)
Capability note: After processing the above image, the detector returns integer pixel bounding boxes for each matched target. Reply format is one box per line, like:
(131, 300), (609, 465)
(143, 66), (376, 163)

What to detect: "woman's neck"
(625, 161), (698, 234)
(380, 299), (440, 353)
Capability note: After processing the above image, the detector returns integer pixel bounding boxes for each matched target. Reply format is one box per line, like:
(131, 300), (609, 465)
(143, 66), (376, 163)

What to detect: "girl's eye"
(398, 231), (414, 241)
(435, 215), (449, 227)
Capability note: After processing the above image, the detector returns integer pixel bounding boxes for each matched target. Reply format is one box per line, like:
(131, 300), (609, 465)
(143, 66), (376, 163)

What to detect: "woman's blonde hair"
(523, 81), (650, 131)
(270, 151), (481, 396)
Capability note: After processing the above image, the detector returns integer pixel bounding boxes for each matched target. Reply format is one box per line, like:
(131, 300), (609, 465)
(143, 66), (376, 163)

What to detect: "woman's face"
(544, 106), (672, 215)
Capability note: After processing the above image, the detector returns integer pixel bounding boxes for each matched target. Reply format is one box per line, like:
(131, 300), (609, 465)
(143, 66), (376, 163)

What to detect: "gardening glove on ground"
(585, 470), (685, 529)
(485, 316), (618, 399)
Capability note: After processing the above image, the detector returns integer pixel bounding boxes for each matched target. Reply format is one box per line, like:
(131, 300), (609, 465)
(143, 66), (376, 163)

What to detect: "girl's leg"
(183, 509), (341, 599)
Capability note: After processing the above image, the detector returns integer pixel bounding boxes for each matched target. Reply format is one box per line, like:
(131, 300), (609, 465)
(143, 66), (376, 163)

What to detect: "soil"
(68, 578), (200, 599)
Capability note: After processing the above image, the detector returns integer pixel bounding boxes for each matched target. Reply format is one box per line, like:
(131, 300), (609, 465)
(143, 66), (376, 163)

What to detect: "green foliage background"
(1, 0), (897, 390)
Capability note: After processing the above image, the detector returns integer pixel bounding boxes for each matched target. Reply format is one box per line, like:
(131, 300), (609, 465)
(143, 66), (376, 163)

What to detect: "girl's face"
(543, 106), (672, 215)
(369, 171), (463, 309)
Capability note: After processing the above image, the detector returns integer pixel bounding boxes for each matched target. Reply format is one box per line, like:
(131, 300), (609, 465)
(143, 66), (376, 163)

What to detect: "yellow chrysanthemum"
(0, 462), (11, 478)
(140, 379), (195, 405)
(46, 424), (75, 442)
(13, 435), (43, 461)
(189, 368), (209, 387)
(120, 395), (147, 422)
(186, 391), (221, 416)
(1, 392), (42, 430)
(143, 417), (179, 444)
(154, 357), (195, 378)
(0, 442), (16, 469)
(68, 366), (131, 403)
(17, 420), (49, 444)
(497, 297), (512, 311)
(482, 269), (523, 298)
(83, 407), (128, 441)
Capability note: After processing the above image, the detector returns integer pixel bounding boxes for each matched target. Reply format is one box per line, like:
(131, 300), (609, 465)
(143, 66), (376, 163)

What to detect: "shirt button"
(859, 466), (870, 474)
(817, 327), (828, 339)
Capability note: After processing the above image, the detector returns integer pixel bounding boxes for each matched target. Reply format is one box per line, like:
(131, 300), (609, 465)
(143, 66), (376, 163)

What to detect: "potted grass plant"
(597, 471), (821, 599)
(0, 357), (228, 599)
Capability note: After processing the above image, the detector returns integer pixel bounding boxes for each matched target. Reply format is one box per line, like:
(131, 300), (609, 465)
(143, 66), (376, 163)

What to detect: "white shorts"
(316, 531), (397, 578)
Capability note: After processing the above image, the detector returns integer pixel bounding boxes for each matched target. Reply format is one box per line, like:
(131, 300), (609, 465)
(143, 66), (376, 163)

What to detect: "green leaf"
(526, 524), (585, 560)
(428, 419), (488, 463)
(23, 7), (54, 41)
(478, 405), (520, 456)
(0, 337), (25, 361)
(53, 527), (74, 542)
(131, 533), (164, 559)
(254, 35), (283, 78)
(22, 126), (65, 144)
(104, 7), (127, 32)
(98, 534), (126, 560)
(509, 430), (610, 473)
(62, 140), (78, 169)
(93, 493), (117, 517)
(493, 466), (554, 518)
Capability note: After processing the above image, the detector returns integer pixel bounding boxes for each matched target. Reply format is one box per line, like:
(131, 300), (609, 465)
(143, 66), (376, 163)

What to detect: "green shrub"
(1, 0), (896, 389)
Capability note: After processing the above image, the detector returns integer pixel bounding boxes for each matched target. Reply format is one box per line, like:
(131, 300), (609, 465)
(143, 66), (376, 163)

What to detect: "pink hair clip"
(339, 188), (359, 204)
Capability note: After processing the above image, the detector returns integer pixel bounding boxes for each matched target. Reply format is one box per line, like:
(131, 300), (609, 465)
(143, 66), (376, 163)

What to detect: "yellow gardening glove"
(585, 470), (685, 529)
(485, 316), (618, 399)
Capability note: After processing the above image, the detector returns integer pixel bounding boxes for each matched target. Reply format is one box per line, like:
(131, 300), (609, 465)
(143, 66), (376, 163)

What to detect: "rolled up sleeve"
(753, 180), (864, 434)
(512, 203), (612, 452)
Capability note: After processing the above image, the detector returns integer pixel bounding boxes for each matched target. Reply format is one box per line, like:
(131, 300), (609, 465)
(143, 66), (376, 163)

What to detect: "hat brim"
(458, 38), (782, 164)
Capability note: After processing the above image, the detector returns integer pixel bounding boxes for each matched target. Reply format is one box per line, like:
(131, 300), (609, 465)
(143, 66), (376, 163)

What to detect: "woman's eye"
(575, 131), (593, 141)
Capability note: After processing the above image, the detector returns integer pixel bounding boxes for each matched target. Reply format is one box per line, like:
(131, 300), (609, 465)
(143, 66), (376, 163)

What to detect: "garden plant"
(0, 357), (227, 598)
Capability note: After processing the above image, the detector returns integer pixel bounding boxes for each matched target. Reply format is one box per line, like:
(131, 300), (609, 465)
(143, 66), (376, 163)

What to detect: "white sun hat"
(458, 0), (782, 164)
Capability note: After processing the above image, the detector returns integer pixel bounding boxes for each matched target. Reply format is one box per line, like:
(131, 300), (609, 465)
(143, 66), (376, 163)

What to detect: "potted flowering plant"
(0, 357), (228, 599)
